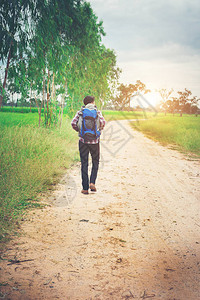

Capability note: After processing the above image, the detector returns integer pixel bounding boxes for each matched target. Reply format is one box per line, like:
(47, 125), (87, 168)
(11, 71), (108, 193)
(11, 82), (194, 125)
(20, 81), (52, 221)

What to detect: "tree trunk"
(42, 69), (46, 121)
(30, 86), (32, 113)
(46, 69), (50, 125)
(59, 96), (64, 128)
(0, 42), (13, 108)
(35, 96), (41, 127)
(52, 72), (55, 100)
(51, 72), (55, 126)
(11, 93), (13, 111)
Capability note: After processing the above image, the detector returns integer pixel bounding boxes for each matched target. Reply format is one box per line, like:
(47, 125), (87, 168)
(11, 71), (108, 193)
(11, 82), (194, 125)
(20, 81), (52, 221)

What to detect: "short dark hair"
(83, 96), (95, 106)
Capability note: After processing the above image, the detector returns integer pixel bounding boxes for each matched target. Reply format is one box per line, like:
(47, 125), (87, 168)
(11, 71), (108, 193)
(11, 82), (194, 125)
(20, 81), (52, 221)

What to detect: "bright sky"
(90, 0), (200, 106)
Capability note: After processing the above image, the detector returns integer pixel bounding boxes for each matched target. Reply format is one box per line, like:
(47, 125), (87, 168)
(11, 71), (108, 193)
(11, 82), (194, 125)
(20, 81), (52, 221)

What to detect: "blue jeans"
(79, 141), (100, 190)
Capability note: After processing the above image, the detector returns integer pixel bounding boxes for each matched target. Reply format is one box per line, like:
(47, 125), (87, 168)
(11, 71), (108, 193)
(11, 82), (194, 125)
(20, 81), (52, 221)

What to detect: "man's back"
(71, 96), (105, 194)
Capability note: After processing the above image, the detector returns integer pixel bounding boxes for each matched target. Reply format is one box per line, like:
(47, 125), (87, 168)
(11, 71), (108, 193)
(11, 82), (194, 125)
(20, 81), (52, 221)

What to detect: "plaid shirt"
(71, 108), (105, 144)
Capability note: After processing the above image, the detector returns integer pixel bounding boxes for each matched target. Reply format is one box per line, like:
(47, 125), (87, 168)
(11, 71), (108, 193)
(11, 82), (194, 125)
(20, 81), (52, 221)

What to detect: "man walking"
(71, 96), (105, 194)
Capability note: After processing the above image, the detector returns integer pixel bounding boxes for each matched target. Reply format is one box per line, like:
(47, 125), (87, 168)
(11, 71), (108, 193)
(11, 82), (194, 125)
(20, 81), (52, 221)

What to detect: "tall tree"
(25, 0), (109, 122)
(0, 0), (36, 107)
(112, 80), (150, 110)
(177, 88), (197, 116)
(158, 88), (173, 115)
(1, 0), (120, 124)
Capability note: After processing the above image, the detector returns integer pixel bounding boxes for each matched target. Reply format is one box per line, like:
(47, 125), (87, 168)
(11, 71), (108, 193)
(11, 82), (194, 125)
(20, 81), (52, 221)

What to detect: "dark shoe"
(89, 183), (97, 192)
(81, 189), (89, 195)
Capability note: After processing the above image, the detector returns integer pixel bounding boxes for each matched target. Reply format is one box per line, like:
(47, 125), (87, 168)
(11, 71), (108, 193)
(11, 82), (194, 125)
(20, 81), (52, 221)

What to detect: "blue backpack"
(80, 107), (101, 141)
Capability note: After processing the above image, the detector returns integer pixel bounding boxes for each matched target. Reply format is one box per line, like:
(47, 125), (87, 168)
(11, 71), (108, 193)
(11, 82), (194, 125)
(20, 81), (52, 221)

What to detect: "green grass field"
(0, 106), (40, 113)
(102, 110), (156, 121)
(0, 106), (70, 115)
(0, 112), (39, 127)
(131, 114), (200, 156)
(0, 112), (79, 243)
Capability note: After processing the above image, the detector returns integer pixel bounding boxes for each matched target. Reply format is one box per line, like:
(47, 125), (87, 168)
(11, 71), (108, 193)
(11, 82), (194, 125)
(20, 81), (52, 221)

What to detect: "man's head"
(83, 96), (95, 106)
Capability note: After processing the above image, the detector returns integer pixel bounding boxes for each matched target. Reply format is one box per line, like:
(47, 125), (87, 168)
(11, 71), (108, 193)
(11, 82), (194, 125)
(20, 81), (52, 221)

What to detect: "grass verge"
(0, 114), (79, 244)
(131, 115), (200, 156)
(0, 112), (39, 127)
(102, 110), (156, 121)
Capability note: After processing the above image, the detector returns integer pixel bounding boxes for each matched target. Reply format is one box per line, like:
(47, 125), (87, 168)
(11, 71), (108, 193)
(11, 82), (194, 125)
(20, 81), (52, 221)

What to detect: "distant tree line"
(0, 0), (120, 126)
(107, 81), (199, 116)
(158, 88), (200, 116)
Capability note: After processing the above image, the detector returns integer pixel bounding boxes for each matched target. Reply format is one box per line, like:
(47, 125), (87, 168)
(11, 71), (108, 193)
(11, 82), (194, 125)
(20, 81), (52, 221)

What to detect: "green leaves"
(113, 80), (149, 110)
(1, 0), (120, 119)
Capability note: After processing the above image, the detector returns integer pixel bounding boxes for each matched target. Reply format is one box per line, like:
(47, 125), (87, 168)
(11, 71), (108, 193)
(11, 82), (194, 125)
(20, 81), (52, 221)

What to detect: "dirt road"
(1, 119), (200, 300)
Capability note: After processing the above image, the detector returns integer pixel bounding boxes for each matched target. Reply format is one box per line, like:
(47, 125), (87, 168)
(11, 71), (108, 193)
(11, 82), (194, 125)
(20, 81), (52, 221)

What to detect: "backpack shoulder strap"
(80, 106), (85, 114)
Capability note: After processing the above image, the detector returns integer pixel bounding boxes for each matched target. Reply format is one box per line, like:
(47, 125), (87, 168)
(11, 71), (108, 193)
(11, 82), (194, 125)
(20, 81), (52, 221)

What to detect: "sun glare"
(130, 90), (162, 109)
(144, 91), (161, 108)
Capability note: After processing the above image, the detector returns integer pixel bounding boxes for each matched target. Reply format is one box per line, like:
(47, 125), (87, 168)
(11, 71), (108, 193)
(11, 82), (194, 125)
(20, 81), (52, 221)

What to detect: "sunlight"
(130, 90), (162, 109)
(143, 91), (162, 108)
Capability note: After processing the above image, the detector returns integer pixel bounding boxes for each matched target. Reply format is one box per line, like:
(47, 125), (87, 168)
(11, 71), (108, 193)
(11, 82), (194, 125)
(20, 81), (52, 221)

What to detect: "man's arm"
(71, 111), (80, 132)
(97, 111), (106, 131)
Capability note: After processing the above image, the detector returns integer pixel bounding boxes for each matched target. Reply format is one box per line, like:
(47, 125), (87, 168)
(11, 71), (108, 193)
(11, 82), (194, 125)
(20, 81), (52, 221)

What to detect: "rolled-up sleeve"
(71, 111), (80, 132)
(98, 111), (106, 131)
